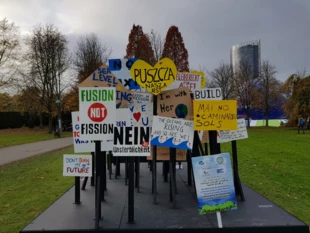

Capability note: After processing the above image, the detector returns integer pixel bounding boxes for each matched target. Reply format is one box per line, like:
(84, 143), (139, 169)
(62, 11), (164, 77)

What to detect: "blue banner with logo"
(191, 153), (237, 214)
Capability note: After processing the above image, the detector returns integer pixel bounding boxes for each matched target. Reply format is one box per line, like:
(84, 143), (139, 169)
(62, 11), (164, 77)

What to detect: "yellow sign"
(193, 100), (237, 130)
(191, 70), (206, 88)
(130, 58), (177, 95)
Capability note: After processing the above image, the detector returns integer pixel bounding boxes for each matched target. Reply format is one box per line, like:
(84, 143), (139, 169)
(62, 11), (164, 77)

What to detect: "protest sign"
(130, 58), (177, 95)
(157, 87), (192, 118)
(71, 112), (113, 152)
(198, 130), (209, 143)
(78, 87), (116, 141)
(128, 92), (153, 127)
(166, 72), (202, 92)
(147, 147), (187, 161)
(151, 116), (194, 150)
(109, 58), (144, 91)
(63, 154), (92, 177)
(194, 88), (222, 100)
(191, 70), (207, 88)
(155, 88), (192, 160)
(113, 109), (150, 156)
(194, 100), (237, 130)
(72, 111), (94, 153)
(217, 118), (248, 143)
(78, 64), (131, 108)
(192, 153), (237, 214)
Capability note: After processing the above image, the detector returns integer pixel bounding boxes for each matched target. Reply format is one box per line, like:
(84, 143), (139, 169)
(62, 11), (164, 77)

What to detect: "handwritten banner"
(166, 72), (202, 93)
(128, 92), (153, 127)
(157, 87), (192, 118)
(78, 87), (116, 141)
(63, 154), (92, 177)
(130, 58), (177, 95)
(194, 100), (237, 130)
(192, 153), (237, 214)
(217, 118), (248, 143)
(151, 116), (194, 150)
(78, 64), (131, 108)
(113, 109), (150, 156)
(194, 88), (222, 100)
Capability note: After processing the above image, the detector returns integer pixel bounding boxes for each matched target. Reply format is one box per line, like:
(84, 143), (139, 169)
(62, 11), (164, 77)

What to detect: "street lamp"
(56, 99), (61, 136)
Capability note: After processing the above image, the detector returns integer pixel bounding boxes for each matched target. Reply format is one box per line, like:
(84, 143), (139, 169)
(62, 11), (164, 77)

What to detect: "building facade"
(231, 40), (261, 78)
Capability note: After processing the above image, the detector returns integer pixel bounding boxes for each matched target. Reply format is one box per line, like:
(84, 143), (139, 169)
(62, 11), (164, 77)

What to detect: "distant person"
(307, 116), (310, 130)
(298, 116), (305, 134)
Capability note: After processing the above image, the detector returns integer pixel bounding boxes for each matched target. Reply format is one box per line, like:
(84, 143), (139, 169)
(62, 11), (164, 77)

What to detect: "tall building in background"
(231, 40), (261, 78)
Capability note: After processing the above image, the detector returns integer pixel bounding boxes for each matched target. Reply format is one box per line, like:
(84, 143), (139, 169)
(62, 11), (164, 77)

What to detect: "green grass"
(0, 147), (75, 233)
(0, 128), (72, 148)
(220, 127), (310, 226)
(255, 120), (281, 127)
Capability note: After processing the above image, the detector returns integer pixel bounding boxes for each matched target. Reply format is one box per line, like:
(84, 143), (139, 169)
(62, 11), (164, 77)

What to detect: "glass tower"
(231, 40), (261, 78)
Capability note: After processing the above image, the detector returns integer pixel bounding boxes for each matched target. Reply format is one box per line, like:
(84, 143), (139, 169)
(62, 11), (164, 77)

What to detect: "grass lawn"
(0, 127), (72, 148)
(0, 128), (309, 233)
(221, 127), (310, 226)
(0, 147), (76, 233)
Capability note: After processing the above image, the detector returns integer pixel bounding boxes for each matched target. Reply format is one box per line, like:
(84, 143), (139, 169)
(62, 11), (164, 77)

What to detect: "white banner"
(63, 154), (92, 177)
(113, 108), (150, 156)
(217, 118), (248, 143)
(194, 88), (223, 100)
(78, 87), (116, 141)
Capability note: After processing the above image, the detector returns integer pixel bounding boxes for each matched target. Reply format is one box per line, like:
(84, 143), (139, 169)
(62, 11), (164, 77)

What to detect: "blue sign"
(108, 58), (141, 91)
(192, 153), (237, 214)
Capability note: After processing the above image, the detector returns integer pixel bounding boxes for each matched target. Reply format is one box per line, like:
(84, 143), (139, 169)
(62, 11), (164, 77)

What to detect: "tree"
(148, 29), (163, 62)
(233, 60), (260, 127)
(209, 62), (234, 100)
(162, 25), (189, 72)
(22, 24), (70, 133)
(125, 24), (155, 65)
(74, 33), (112, 83)
(282, 73), (310, 126)
(0, 18), (20, 88)
(252, 61), (282, 126)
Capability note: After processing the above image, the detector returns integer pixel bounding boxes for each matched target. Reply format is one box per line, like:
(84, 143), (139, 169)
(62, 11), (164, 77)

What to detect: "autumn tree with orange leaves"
(282, 72), (310, 126)
(162, 26), (189, 72)
(125, 24), (155, 65)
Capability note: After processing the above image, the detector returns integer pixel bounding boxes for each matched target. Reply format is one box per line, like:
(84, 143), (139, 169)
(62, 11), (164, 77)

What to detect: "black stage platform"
(21, 163), (309, 233)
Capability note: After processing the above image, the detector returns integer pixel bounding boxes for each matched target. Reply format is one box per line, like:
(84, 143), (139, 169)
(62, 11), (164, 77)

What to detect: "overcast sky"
(1, 0), (309, 82)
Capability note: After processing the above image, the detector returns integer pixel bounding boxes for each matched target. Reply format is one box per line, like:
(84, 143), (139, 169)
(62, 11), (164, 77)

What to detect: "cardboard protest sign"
(128, 92), (153, 127)
(149, 147), (187, 161)
(109, 58), (144, 91)
(63, 154), (92, 177)
(194, 88), (222, 100)
(194, 100), (237, 130)
(113, 108), (150, 156)
(217, 118), (248, 143)
(78, 87), (116, 141)
(78, 64), (131, 108)
(157, 87), (192, 118)
(130, 58), (177, 95)
(151, 116), (194, 150)
(192, 153), (237, 214)
(71, 112), (113, 152)
(166, 72), (202, 93)
(198, 130), (209, 143)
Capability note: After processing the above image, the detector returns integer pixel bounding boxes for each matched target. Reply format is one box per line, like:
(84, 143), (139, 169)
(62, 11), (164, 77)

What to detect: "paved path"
(0, 137), (73, 165)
